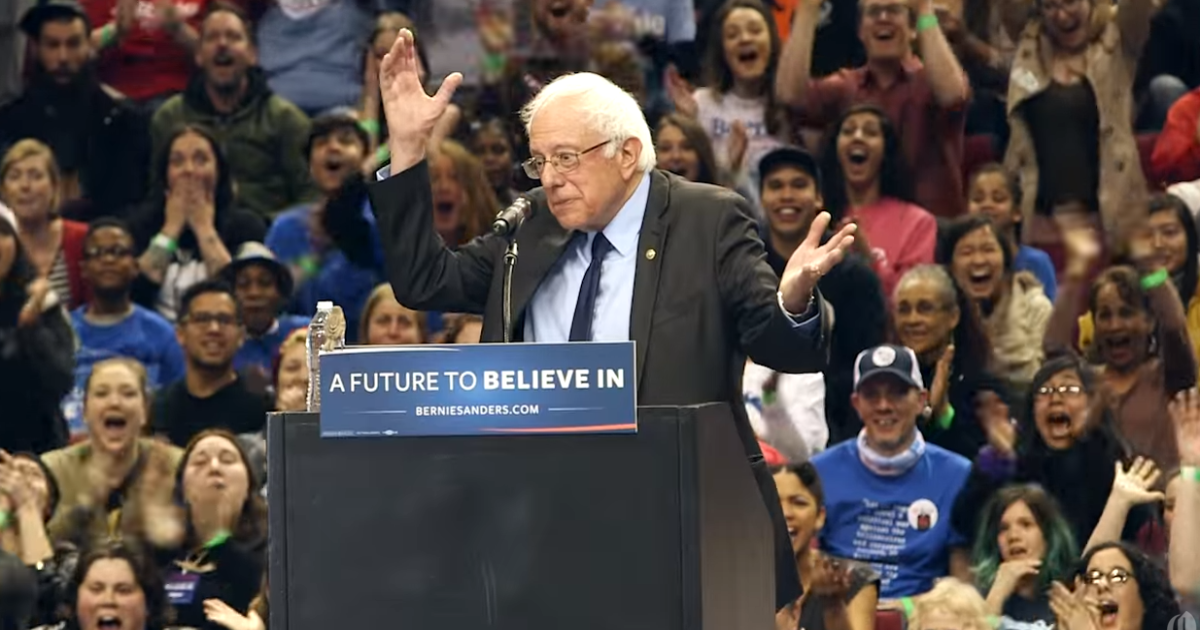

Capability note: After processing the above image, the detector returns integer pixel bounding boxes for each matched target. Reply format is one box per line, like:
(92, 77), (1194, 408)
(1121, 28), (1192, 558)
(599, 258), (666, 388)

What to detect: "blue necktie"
(569, 233), (613, 342)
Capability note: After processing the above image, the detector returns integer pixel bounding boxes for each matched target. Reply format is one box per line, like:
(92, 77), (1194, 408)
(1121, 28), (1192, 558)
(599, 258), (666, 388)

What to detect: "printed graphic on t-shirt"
(907, 499), (938, 531)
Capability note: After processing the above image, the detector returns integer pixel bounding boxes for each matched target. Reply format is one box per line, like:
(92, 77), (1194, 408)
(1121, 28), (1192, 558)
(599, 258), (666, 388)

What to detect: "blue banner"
(318, 342), (637, 437)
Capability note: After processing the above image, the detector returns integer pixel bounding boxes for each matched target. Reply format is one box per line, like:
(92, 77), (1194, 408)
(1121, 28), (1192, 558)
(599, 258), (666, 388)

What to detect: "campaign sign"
(319, 342), (637, 438)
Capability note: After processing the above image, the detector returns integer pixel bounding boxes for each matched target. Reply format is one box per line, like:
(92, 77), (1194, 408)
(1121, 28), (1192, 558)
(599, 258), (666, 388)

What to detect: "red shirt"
(82, 0), (209, 101)
(1150, 86), (1200, 187)
(792, 56), (968, 219)
(848, 196), (938, 298)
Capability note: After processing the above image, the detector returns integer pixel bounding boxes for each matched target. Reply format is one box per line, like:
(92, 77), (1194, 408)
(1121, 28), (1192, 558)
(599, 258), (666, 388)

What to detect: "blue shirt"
(235, 314), (311, 374)
(1015, 245), (1058, 301)
(64, 305), (186, 435)
(812, 439), (971, 599)
(265, 200), (383, 342)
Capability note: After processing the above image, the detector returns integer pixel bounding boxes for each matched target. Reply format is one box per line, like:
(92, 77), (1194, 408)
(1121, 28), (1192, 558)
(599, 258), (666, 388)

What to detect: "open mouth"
(103, 415), (129, 431)
(847, 147), (869, 165)
(873, 27), (898, 42)
(1099, 600), (1119, 626)
(434, 201), (456, 216)
(968, 269), (995, 291)
(98, 615), (123, 629)
(735, 47), (761, 65)
(1103, 334), (1134, 359)
(547, 1), (571, 18)
(213, 51), (235, 67)
(1007, 545), (1028, 558)
(872, 416), (899, 430)
(1045, 411), (1072, 437)
(774, 207), (802, 222)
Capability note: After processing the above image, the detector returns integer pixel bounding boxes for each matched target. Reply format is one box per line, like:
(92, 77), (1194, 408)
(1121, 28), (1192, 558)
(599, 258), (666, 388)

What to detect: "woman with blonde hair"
(909, 578), (994, 630)
(0, 139), (90, 308)
(358, 283), (426, 346)
(427, 140), (499, 247)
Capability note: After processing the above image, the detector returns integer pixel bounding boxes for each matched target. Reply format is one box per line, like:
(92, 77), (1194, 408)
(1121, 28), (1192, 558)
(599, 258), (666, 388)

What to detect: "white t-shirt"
(693, 88), (783, 212)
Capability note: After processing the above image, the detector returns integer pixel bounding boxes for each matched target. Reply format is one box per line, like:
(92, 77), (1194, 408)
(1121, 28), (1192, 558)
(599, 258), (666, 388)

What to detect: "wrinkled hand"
(18, 278), (51, 328)
(204, 599), (265, 630)
(1169, 388), (1200, 466)
(380, 29), (463, 172)
(977, 390), (1017, 456)
(728, 120), (749, 174)
(665, 65), (698, 118)
(927, 344), (955, 418)
(780, 212), (856, 313)
(1110, 456), (1164, 507)
(775, 598), (801, 630)
(1049, 580), (1101, 630)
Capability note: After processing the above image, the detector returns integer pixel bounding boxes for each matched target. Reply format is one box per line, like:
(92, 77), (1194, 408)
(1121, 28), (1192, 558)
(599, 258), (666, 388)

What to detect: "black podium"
(267, 404), (774, 630)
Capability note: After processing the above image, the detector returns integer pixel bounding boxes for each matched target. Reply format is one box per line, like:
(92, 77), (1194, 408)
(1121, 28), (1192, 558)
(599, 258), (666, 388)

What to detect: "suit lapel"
(507, 206), (574, 341)
(630, 171), (671, 391)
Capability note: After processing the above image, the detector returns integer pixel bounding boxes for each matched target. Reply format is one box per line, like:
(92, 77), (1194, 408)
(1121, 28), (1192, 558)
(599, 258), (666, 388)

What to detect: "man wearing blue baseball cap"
(809, 344), (973, 602)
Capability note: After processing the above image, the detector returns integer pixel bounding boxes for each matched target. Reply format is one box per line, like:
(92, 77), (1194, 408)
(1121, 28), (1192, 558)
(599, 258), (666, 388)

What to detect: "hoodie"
(149, 68), (316, 219)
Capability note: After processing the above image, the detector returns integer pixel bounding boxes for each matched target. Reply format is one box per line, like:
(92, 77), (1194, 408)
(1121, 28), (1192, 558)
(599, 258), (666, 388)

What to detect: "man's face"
(195, 11), (256, 93)
(177, 291), (244, 371)
(850, 374), (925, 456)
(82, 227), (138, 298)
(309, 127), (366, 194)
(761, 165), (822, 243)
(527, 96), (642, 232)
(36, 17), (90, 84)
(533, 0), (592, 41)
(858, 0), (915, 62)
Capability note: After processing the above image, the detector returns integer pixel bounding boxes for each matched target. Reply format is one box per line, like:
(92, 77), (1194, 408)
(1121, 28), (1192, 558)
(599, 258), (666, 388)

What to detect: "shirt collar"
(596, 172), (651, 257)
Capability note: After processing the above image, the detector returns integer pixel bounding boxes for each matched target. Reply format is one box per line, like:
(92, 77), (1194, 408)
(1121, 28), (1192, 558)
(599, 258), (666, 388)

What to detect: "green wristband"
(297, 255), (320, 277)
(152, 233), (178, 254)
(901, 596), (915, 618)
(482, 52), (507, 75)
(204, 529), (232, 549)
(0, 510), (10, 531)
(916, 13), (939, 32)
(1140, 268), (1169, 290)
(937, 404), (956, 430)
(1182, 466), (1200, 482)
(358, 119), (380, 137)
(375, 144), (391, 164)
(762, 389), (777, 406)
(99, 24), (117, 48)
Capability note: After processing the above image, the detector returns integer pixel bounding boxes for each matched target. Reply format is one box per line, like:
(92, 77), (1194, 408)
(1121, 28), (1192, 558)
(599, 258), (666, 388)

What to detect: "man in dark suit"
(368, 29), (857, 614)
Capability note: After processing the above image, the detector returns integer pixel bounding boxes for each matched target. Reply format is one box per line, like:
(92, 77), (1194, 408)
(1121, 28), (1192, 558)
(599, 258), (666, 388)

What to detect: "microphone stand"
(502, 237), (519, 343)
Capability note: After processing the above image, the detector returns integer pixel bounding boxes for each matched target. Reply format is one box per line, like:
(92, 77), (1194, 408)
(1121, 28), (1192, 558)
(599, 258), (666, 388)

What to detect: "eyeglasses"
(895, 300), (951, 317)
(182, 312), (239, 329)
(1035, 385), (1084, 398)
(84, 245), (134, 260)
(521, 140), (612, 180)
(1083, 567), (1131, 588)
(863, 3), (909, 20)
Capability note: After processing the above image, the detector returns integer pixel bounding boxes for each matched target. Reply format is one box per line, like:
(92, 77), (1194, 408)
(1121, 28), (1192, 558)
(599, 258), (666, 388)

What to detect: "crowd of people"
(0, 0), (1197, 627)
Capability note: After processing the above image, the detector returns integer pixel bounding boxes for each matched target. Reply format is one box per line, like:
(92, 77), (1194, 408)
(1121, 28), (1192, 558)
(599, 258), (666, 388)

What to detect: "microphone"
(492, 197), (531, 237)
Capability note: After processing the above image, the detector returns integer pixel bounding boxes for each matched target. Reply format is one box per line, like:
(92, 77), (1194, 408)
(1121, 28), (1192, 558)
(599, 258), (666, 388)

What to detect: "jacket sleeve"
(366, 161), (506, 314)
(19, 307), (76, 409)
(716, 190), (829, 373)
(323, 174), (382, 270)
(277, 102), (317, 206)
(1150, 90), (1200, 186)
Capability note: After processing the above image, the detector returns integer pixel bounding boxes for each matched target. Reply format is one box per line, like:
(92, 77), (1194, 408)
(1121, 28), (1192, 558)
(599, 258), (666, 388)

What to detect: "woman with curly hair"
(971, 484), (1079, 629)
(1051, 542), (1180, 630)
(67, 538), (171, 630)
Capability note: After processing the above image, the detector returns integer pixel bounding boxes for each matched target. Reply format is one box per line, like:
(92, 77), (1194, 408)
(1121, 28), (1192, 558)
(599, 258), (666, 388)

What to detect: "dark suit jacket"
(368, 162), (834, 610)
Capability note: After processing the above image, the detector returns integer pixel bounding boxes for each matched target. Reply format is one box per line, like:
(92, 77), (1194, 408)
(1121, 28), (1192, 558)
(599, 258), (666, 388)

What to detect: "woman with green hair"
(971, 484), (1079, 630)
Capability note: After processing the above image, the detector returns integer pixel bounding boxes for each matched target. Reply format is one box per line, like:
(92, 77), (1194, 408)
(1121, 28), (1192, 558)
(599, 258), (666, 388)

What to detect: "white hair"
(520, 72), (657, 173)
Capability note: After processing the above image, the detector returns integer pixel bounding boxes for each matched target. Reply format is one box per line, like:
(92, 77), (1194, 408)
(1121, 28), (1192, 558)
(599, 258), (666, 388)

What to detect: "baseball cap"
(853, 344), (925, 391)
(758, 146), (822, 191)
(20, 0), (90, 38)
(220, 242), (294, 299)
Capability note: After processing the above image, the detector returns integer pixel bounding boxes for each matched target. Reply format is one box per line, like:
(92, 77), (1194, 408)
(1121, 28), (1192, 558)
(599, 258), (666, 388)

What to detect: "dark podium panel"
(268, 404), (773, 630)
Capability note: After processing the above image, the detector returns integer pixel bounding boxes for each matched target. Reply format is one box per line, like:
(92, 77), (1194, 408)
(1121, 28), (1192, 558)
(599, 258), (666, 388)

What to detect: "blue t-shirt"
(1015, 245), (1057, 301)
(265, 200), (383, 343)
(64, 305), (186, 434)
(235, 314), (311, 374)
(812, 439), (972, 598)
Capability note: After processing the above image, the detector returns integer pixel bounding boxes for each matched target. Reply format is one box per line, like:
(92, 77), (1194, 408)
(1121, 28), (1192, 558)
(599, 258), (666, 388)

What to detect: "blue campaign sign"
(318, 342), (637, 438)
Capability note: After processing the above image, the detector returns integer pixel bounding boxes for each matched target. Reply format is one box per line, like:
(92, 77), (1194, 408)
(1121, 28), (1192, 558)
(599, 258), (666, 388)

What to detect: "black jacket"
(0, 73), (149, 220)
(0, 303), (74, 454)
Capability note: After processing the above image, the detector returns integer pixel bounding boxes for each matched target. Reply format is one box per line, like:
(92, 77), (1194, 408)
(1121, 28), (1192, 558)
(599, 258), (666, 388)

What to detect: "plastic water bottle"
(306, 301), (333, 412)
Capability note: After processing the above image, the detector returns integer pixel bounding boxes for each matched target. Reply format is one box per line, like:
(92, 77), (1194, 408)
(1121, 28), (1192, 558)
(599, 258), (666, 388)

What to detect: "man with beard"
(153, 279), (270, 447)
(758, 146), (887, 444)
(0, 0), (149, 221)
(65, 218), (185, 434)
(151, 2), (314, 220)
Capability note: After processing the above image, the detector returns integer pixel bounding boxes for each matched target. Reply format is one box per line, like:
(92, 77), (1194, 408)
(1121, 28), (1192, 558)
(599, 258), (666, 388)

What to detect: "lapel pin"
(645, 248), (656, 260)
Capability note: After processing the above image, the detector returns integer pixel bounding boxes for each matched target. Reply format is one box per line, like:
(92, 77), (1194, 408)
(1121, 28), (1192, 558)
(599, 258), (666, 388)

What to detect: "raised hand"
(18, 278), (51, 328)
(1060, 222), (1101, 280)
(380, 29), (463, 173)
(1170, 388), (1200, 466)
(1110, 457), (1164, 506)
(204, 599), (266, 630)
(927, 344), (955, 420)
(665, 65), (698, 118)
(977, 390), (1017, 456)
(780, 212), (856, 314)
(1049, 580), (1101, 630)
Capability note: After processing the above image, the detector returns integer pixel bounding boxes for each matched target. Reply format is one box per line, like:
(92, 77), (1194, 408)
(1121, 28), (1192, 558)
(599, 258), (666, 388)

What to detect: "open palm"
(1170, 388), (1200, 465)
(780, 212), (856, 313)
(379, 28), (463, 172)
